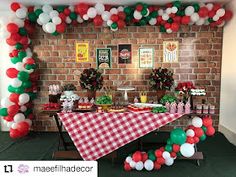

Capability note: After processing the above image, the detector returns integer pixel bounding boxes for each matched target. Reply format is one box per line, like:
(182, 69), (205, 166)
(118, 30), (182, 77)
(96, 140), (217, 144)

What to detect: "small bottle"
(203, 104), (209, 114)
(209, 105), (215, 114)
(185, 101), (191, 114)
(134, 96), (139, 103)
(165, 102), (170, 112)
(196, 104), (202, 114)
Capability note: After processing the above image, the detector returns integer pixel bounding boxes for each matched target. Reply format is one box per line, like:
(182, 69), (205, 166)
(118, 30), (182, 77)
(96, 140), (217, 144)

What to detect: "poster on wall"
(139, 48), (154, 68)
(96, 48), (112, 69)
(163, 41), (179, 63)
(75, 42), (89, 62)
(118, 44), (132, 64)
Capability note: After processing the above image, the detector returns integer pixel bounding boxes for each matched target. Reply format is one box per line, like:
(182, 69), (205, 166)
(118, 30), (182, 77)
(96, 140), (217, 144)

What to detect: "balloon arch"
(0, 0), (232, 171)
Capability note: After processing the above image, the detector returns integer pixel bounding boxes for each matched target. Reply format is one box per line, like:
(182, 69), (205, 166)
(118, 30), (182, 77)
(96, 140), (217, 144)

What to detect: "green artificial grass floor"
(0, 131), (236, 177)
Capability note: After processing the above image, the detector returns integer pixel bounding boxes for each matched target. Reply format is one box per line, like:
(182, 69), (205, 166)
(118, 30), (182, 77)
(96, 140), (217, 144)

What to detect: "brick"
(133, 33), (149, 38)
(79, 34), (97, 39)
(175, 69), (192, 73)
(194, 68), (210, 73)
(105, 69), (121, 74)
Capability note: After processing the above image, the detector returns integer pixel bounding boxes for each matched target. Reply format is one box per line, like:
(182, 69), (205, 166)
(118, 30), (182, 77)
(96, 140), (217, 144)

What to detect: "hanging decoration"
(0, 1), (232, 139)
(124, 116), (215, 171)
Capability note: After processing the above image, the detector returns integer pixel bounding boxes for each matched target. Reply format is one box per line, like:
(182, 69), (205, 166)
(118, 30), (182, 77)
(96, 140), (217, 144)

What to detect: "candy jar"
(170, 102), (177, 114)
(165, 102), (170, 112)
(185, 101), (191, 114)
(177, 102), (184, 114)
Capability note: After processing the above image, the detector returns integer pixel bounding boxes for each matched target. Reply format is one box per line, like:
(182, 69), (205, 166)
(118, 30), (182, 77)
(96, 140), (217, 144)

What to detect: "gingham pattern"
(58, 112), (183, 161)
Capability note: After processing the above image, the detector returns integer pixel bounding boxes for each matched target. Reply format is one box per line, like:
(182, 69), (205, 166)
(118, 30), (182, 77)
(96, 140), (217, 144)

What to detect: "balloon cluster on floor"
(124, 116), (215, 171)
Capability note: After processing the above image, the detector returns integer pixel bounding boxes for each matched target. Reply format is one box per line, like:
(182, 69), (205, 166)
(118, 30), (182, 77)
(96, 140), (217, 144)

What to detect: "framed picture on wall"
(96, 48), (112, 69)
(163, 41), (179, 63)
(118, 44), (132, 64)
(75, 42), (89, 62)
(139, 48), (154, 68)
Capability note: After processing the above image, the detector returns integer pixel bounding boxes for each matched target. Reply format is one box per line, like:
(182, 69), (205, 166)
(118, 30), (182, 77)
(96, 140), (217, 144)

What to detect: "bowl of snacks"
(95, 95), (113, 111)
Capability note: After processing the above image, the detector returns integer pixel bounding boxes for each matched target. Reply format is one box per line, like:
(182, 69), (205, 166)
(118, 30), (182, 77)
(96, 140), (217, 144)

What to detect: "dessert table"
(57, 112), (183, 160)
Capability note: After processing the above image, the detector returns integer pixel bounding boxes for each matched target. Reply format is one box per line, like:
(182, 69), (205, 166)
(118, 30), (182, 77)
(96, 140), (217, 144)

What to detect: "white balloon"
(25, 119), (32, 126)
(185, 6), (195, 16)
(129, 160), (136, 168)
(20, 106), (27, 112)
(144, 160), (154, 171)
(158, 9), (164, 16)
(15, 62), (25, 71)
(87, 7), (97, 18)
(134, 10), (142, 20)
(165, 158), (174, 166)
(144, 9), (150, 17)
(171, 6), (178, 14)
(37, 18), (43, 25)
(180, 143), (195, 158)
(49, 10), (59, 18)
(1, 98), (14, 107)
(11, 123), (18, 129)
(7, 121), (13, 128)
(42, 4), (53, 14)
(77, 16), (84, 23)
(191, 13), (200, 22)
(68, 5), (74, 12)
(192, 117), (203, 127)
(19, 93), (30, 105)
(166, 8), (172, 15)
(149, 18), (157, 25)
(39, 13), (50, 24)
(206, 3), (214, 11)
(166, 28), (172, 33)
(213, 15), (220, 21)
(83, 14), (89, 20)
(11, 78), (22, 88)
(65, 17), (72, 24)
(107, 20), (113, 26)
(14, 113), (25, 123)
(16, 8), (27, 19)
(186, 129), (195, 137)
(42, 24), (47, 33)
(135, 161), (144, 171)
(162, 151), (171, 159)
(117, 6), (124, 12)
(204, 19), (210, 25)
(101, 11), (111, 21)
(52, 16), (62, 25)
(162, 13), (169, 21)
(125, 156), (132, 163)
(216, 8), (225, 17)
(95, 3), (105, 15)
(196, 18), (205, 25)
(45, 22), (56, 33)
(110, 8), (118, 14)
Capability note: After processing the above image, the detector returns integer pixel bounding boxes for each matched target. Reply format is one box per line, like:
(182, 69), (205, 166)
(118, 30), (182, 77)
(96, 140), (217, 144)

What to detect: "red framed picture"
(118, 44), (132, 64)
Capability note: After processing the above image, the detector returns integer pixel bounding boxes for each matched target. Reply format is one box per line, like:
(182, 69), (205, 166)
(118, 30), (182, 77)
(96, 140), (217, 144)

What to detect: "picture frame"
(96, 48), (112, 69)
(139, 48), (154, 68)
(163, 41), (179, 63)
(118, 44), (132, 64)
(75, 42), (89, 62)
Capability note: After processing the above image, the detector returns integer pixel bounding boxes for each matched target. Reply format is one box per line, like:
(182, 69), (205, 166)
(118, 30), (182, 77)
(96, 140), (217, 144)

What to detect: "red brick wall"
(31, 23), (223, 131)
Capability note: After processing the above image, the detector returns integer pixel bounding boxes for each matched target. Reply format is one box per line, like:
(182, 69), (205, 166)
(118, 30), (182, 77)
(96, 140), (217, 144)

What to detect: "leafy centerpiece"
(96, 95), (113, 111)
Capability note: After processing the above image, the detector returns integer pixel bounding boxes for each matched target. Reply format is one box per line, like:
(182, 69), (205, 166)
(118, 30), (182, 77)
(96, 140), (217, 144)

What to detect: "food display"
(127, 104), (152, 113)
(96, 95), (112, 105)
(78, 103), (93, 110)
(151, 106), (167, 113)
(108, 106), (126, 113)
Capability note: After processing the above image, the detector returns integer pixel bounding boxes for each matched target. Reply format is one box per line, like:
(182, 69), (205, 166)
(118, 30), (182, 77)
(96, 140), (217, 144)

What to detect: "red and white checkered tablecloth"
(57, 112), (183, 161)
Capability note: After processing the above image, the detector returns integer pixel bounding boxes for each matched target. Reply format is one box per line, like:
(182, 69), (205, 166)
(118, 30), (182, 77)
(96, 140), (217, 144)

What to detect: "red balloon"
(124, 162), (132, 171)
(25, 58), (35, 65)
(206, 126), (215, 136)
(27, 113), (34, 120)
(110, 14), (119, 22)
(169, 13), (175, 18)
(154, 161), (161, 170)
(198, 7), (208, 18)
(194, 127), (204, 137)
(12, 49), (19, 57)
(118, 11), (126, 20)
(208, 10), (216, 18)
(59, 13), (66, 21)
(172, 144), (180, 153)
(6, 68), (19, 78)
(171, 22), (179, 32)
(159, 147), (165, 152)
(17, 121), (30, 136)
(72, 20), (78, 26)
(9, 93), (20, 103)
(157, 16), (163, 24)
(141, 152), (148, 162)
(173, 16), (181, 23)
(216, 19), (223, 26)
(56, 22), (66, 33)
(11, 2), (20, 12)
(3, 116), (14, 122)
(117, 20), (125, 29)
(202, 117), (213, 127)
(63, 8), (71, 16)
(224, 10), (233, 21)
(193, 136), (200, 143)
(164, 23), (171, 29)
(20, 36), (28, 45)
(136, 4), (143, 11)
(93, 15), (103, 26)
(166, 3), (173, 8)
(105, 5), (112, 11)
(8, 105), (20, 116)
(10, 128), (21, 138)
(186, 136), (195, 144)
(6, 38), (17, 46)
(75, 3), (89, 16)
(181, 16), (190, 24)
(170, 152), (177, 158)
(9, 53), (14, 57)
(155, 149), (163, 157)
(156, 157), (165, 165)
(132, 151), (142, 162)
(213, 3), (221, 11)
(10, 33), (21, 42)
(24, 23), (35, 34)
(28, 6), (34, 13)
(7, 23), (19, 33)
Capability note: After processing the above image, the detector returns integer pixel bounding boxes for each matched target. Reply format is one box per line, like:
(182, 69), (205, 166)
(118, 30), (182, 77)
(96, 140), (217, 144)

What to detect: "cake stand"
(117, 86), (135, 104)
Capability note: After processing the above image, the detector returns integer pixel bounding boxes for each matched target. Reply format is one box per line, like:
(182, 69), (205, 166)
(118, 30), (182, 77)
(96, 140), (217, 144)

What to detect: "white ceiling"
(0, 0), (232, 10)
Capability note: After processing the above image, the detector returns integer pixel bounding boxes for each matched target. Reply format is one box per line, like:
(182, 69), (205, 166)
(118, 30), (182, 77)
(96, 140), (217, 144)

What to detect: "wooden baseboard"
(219, 124), (236, 146)
(178, 152), (203, 160)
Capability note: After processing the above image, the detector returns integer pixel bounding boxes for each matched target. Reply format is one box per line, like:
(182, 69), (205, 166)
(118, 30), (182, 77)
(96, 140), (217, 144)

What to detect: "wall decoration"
(139, 48), (154, 68)
(76, 42), (89, 62)
(96, 48), (112, 69)
(118, 44), (132, 64)
(163, 41), (179, 63)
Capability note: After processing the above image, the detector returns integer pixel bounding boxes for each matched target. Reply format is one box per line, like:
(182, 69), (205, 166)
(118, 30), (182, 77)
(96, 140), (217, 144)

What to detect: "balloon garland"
(124, 116), (215, 171)
(0, 1), (232, 138)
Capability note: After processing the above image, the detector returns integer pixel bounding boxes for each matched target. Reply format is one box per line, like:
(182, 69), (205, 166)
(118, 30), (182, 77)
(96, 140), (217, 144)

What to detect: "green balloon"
(160, 25), (166, 32)
(165, 144), (173, 152)
(18, 71), (29, 82)
(167, 138), (173, 145)
(208, 18), (214, 23)
(28, 92), (37, 100)
(24, 108), (32, 117)
(11, 57), (22, 64)
(57, 6), (66, 13)
(52, 31), (59, 36)
(167, 18), (173, 23)
(200, 134), (207, 141)
(8, 85), (16, 93)
(22, 81), (32, 88)
(147, 149), (154, 155)
(193, 3), (200, 12)
(141, 8), (148, 16)
(125, 15), (132, 22)
(69, 12), (77, 20)
(0, 108), (8, 116)
(18, 51), (27, 59)
(15, 86), (25, 94)
(177, 152), (182, 157)
(177, 10), (185, 16)
(15, 43), (23, 50)
(28, 12), (37, 22)
(148, 154), (156, 161)
(19, 27), (27, 36)
(150, 11), (158, 18)
(170, 128), (187, 145)
(124, 7), (132, 15)
(202, 126), (207, 133)
(146, 16), (151, 21)
(111, 22), (117, 29)
(173, 1), (182, 8)
(140, 19), (147, 26)
(35, 9), (43, 17)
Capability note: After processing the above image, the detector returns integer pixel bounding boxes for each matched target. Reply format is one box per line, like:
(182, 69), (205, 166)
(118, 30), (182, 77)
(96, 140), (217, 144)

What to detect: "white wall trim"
(219, 124), (236, 146)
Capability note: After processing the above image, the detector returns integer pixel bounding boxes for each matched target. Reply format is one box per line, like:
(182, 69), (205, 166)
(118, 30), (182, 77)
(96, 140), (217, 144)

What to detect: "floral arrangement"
(160, 94), (177, 105)
(80, 68), (103, 91)
(175, 81), (195, 94)
(62, 83), (77, 91)
(149, 67), (174, 91)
